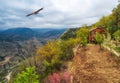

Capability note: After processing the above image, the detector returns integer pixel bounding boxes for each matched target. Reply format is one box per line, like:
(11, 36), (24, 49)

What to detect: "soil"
(69, 44), (120, 83)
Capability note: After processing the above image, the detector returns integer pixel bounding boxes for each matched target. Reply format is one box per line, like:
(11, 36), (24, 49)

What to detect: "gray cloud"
(0, 0), (118, 29)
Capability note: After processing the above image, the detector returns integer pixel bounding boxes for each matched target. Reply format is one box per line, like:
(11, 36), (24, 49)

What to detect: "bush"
(37, 41), (62, 73)
(14, 66), (39, 83)
(76, 27), (89, 47)
(45, 72), (71, 83)
(59, 38), (79, 60)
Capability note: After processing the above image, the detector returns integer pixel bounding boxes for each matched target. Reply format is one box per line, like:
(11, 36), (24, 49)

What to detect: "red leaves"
(46, 72), (71, 83)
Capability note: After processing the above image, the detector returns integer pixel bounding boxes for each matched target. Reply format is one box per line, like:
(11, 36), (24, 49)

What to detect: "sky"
(0, 0), (118, 29)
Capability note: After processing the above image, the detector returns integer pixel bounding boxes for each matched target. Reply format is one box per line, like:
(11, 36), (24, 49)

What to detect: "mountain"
(0, 27), (66, 59)
(0, 27), (66, 81)
(0, 28), (36, 41)
(36, 28), (66, 38)
(0, 28), (66, 42)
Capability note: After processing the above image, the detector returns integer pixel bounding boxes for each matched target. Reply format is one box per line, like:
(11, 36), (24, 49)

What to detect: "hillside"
(60, 28), (78, 40)
(68, 44), (120, 83)
(0, 28), (66, 81)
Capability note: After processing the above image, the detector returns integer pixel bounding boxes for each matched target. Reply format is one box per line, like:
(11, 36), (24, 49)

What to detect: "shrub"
(95, 33), (104, 50)
(59, 38), (78, 60)
(45, 72), (71, 83)
(76, 27), (89, 47)
(37, 41), (62, 73)
(14, 66), (39, 83)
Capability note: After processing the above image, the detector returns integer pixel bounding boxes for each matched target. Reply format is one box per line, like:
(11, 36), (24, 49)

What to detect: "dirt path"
(70, 44), (120, 83)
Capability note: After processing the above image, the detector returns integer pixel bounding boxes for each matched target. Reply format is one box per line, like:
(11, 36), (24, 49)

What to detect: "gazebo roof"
(89, 27), (105, 32)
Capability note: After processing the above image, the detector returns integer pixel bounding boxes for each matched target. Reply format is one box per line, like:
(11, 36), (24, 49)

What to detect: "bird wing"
(26, 8), (43, 17)
(26, 13), (34, 17)
(34, 8), (43, 13)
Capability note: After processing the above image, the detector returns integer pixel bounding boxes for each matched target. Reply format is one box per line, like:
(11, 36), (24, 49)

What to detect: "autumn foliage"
(45, 72), (71, 83)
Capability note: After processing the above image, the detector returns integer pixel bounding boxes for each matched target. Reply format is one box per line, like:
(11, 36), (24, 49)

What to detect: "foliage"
(76, 27), (89, 38)
(95, 33), (104, 46)
(1, 80), (5, 83)
(76, 27), (89, 47)
(113, 30), (120, 41)
(60, 28), (78, 40)
(37, 41), (62, 76)
(35, 38), (79, 81)
(112, 4), (120, 27)
(80, 37), (88, 47)
(115, 47), (120, 52)
(14, 67), (39, 83)
(59, 38), (79, 60)
(92, 4), (120, 37)
(37, 41), (61, 61)
(45, 72), (71, 83)
(47, 73), (60, 83)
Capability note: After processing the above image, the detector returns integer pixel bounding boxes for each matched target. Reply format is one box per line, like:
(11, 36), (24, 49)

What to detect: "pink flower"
(62, 72), (71, 83)
(48, 73), (60, 83)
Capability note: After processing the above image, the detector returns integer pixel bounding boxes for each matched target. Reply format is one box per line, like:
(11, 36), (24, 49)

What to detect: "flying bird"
(26, 8), (43, 17)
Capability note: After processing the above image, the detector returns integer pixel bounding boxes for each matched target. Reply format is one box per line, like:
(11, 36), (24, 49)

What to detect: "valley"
(0, 27), (66, 81)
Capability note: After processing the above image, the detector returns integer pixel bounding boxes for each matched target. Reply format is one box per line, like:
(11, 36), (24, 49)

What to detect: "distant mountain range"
(0, 27), (66, 42)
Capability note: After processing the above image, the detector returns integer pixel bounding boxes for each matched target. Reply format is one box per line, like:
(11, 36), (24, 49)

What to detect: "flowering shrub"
(62, 72), (71, 83)
(46, 72), (71, 83)
(48, 73), (60, 83)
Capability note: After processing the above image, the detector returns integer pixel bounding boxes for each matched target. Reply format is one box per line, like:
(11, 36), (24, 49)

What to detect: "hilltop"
(68, 44), (120, 83)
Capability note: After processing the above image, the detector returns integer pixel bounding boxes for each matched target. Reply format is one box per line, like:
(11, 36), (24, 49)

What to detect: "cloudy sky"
(0, 0), (118, 29)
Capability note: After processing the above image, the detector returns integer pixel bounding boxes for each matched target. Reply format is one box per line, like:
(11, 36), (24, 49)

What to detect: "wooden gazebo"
(88, 27), (106, 42)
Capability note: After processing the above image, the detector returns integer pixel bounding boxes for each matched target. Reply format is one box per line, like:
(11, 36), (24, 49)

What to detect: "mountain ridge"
(0, 27), (67, 42)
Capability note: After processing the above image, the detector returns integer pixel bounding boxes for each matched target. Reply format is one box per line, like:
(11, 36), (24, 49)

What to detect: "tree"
(37, 41), (61, 61)
(14, 67), (39, 83)
(112, 4), (120, 29)
(80, 37), (88, 47)
(37, 41), (62, 74)
(61, 28), (77, 40)
(76, 27), (89, 38)
(95, 33), (104, 49)
(76, 27), (89, 47)
(59, 38), (79, 60)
